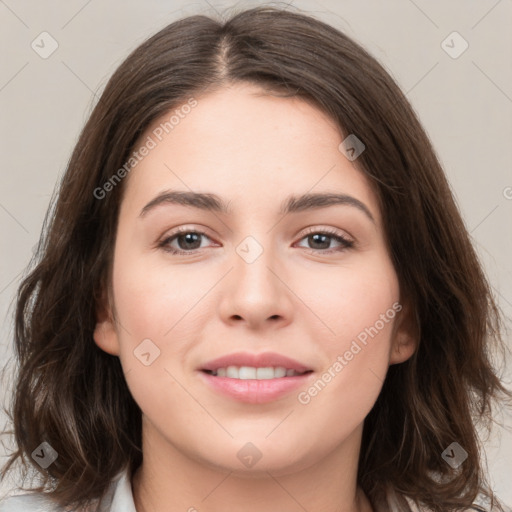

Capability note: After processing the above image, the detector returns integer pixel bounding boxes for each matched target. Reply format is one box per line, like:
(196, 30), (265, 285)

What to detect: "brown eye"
(159, 229), (213, 255)
(295, 228), (354, 254)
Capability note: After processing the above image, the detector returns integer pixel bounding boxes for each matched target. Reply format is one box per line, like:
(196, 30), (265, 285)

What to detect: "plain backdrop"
(0, 0), (511, 505)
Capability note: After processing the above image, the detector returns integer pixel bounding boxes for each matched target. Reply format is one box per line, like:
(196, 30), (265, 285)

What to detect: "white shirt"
(0, 470), (135, 512)
(0, 467), (506, 512)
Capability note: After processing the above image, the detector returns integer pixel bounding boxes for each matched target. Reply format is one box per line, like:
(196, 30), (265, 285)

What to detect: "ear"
(93, 284), (120, 356)
(389, 300), (418, 365)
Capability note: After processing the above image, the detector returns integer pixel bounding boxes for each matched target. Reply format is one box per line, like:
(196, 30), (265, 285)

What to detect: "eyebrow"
(139, 190), (375, 223)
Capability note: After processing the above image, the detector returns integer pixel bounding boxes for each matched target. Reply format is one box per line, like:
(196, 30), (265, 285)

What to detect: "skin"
(94, 82), (417, 512)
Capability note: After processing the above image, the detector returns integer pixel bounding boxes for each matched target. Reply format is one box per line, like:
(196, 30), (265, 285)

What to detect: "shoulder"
(0, 468), (133, 512)
(410, 501), (512, 512)
(471, 498), (512, 512)
(386, 487), (512, 512)
(409, 497), (512, 512)
(0, 491), (64, 511)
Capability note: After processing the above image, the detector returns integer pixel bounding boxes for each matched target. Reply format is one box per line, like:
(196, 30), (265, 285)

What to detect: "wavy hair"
(1, 5), (511, 512)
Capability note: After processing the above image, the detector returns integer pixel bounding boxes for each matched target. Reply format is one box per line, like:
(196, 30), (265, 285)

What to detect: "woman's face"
(94, 82), (415, 476)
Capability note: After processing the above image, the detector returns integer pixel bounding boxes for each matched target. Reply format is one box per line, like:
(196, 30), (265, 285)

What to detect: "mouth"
(198, 366), (314, 404)
(200, 351), (313, 375)
(198, 351), (315, 403)
(201, 366), (313, 379)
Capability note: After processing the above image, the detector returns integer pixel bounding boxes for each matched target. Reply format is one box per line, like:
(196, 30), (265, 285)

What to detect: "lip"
(200, 351), (312, 373)
(198, 351), (314, 404)
(198, 370), (314, 404)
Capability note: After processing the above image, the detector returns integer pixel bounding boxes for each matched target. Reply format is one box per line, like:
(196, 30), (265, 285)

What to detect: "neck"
(132, 418), (374, 512)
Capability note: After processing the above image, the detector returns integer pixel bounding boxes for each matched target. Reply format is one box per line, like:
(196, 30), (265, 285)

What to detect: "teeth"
(209, 366), (305, 379)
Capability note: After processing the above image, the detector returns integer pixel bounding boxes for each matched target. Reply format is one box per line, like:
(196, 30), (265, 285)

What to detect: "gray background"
(1, 0), (511, 503)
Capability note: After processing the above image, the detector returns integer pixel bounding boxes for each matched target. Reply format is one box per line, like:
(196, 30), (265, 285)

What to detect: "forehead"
(120, 83), (380, 224)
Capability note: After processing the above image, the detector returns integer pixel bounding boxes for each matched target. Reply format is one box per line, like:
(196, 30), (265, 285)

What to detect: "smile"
(203, 366), (311, 379)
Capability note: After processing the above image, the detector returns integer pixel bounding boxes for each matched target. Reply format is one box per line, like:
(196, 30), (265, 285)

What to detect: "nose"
(217, 239), (294, 330)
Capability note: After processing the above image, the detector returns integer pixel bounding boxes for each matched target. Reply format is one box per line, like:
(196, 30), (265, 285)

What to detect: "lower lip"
(198, 371), (313, 404)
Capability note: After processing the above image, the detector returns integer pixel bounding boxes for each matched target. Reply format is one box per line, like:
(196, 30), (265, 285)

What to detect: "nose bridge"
(232, 232), (281, 297)
(218, 229), (293, 327)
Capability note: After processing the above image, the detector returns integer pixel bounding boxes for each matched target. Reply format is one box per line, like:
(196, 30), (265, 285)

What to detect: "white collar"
(2, 469), (503, 512)
(101, 468), (137, 512)
(103, 468), (408, 512)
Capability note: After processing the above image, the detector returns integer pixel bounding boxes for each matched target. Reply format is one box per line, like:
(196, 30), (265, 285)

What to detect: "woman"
(1, 6), (510, 512)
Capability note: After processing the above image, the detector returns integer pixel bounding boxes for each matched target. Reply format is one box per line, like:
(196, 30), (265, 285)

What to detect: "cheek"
(109, 247), (216, 399)
(109, 253), (196, 417)
(298, 252), (400, 347)
(111, 248), (206, 340)
(294, 252), (399, 411)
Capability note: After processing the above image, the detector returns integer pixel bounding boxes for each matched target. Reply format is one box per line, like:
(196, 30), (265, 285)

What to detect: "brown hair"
(1, 5), (510, 511)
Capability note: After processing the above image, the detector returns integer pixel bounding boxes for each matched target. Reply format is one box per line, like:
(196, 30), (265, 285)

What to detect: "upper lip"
(200, 352), (313, 373)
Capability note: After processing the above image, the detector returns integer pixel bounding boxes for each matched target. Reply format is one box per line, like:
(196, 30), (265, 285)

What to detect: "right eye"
(158, 228), (216, 255)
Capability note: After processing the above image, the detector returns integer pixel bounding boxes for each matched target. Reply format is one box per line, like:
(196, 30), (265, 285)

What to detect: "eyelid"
(156, 225), (218, 254)
(298, 225), (353, 242)
(163, 224), (216, 240)
(158, 224), (356, 257)
(159, 225), (352, 246)
(167, 224), (353, 238)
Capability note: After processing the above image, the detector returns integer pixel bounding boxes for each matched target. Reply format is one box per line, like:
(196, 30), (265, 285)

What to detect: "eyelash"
(158, 226), (354, 256)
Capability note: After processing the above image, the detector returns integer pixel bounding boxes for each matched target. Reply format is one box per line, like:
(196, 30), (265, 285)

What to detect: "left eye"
(159, 230), (213, 254)
(159, 229), (354, 255)
(295, 231), (354, 253)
